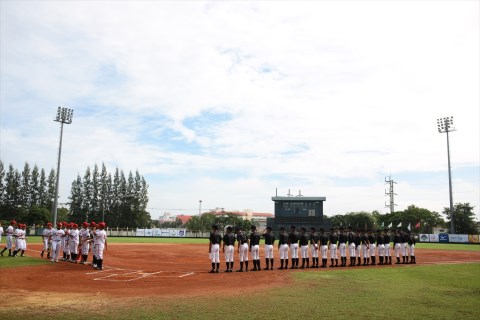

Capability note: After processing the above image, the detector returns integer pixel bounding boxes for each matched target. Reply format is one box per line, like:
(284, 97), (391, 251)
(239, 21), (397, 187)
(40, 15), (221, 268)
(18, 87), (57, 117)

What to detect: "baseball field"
(1, 238), (479, 320)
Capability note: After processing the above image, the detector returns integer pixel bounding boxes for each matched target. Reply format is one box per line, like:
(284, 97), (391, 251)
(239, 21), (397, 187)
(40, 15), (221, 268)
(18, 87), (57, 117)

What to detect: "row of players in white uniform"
(0, 221), (27, 257)
(0, 220), (107, 270)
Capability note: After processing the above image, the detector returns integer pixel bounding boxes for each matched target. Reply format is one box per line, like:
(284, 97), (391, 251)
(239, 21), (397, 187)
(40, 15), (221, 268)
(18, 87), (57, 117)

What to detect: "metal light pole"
(52, 107), (73, 226)
(199, 200), (202, 215)
(437, 116), (455, 234)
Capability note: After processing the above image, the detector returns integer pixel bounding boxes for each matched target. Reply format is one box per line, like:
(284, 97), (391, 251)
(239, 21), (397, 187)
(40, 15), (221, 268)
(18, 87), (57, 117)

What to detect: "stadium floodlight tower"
(437, 116), (455, 234)
(52, 107), (73, 226)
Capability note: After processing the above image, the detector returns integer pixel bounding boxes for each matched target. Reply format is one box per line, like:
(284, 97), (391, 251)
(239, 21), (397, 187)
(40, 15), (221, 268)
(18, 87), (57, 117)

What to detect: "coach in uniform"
(277, 227), (289, 270)
(262, 226), (275, 270)
(288, 226), (300, 269)
(222, 226), (235, 272)
(236, 227), (249, 272)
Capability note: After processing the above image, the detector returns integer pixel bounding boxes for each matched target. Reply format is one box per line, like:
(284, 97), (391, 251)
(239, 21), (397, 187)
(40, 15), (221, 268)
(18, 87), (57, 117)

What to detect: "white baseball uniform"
(42, 228), (52, 251)
(94, 229), (107, 260)
(69, 228), (80, 255)
(51, 228), (65, 262)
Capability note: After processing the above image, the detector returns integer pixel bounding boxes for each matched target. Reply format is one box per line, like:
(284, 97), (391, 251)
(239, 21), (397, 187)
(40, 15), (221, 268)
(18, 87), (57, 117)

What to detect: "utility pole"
(385, 175), (397, 214)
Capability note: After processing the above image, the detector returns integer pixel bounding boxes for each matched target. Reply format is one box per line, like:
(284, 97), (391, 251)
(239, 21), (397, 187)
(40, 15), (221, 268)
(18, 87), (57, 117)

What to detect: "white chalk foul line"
(178, 272), (195, 278)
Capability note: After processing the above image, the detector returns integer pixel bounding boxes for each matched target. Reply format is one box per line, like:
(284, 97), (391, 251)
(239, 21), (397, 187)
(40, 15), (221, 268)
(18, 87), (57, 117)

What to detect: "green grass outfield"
(20, 236), (480, 250)
(0, 255), (50, 268)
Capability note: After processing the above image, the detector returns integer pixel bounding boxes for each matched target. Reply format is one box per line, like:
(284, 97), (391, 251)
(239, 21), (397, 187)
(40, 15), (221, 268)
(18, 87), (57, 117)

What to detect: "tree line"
(0, 160), (152, 228)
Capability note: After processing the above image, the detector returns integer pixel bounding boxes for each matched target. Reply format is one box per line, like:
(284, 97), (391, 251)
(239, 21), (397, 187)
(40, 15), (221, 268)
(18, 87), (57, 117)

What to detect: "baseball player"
(1, 220), (16, 256)
(361, 230), (369, 266)
(277, 227), (289, 270)
(383, 229), (392, 265)
(318, 228), (329, 268)
(41, 223), (53, 258)
(235, 226), (249, 272)
(347, 226), (356, 266)
(61, 222), (70, 261)
(288, 225), (299, 269)
(393, 229), (402, 264)
(338, 227), (347, 267)
(50, 222), (65, 263)
(368, 230), (376, 266)
(69, 223), (80, 263)
(249, 225), (261, 271)
(407, 230), (416, 264)
(328, 227), (338, 267)
(79, 222), (90, 264)
(222, 226), (235, 272)
(354, 229), (362, 266)
(93, 222), (107, 270)
(309, 227), (319, 268)
(262, 226), (275, 270)
(208, 224), (221, 273)
(376, 229), (385, 265)
(400, 230), (409, 264)
(12, 224), (26, 257)
(90, 222), (98, 267)
(298, 227), (309, 269)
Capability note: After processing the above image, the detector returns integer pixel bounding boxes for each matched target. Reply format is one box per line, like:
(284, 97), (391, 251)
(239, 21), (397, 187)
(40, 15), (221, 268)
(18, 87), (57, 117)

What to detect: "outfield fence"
(419, 233), (480, 244)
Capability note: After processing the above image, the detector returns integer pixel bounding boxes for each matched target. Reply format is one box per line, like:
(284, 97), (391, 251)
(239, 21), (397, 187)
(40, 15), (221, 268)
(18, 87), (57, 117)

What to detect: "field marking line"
(93, 270), (143, 281)
(178, 272), (195, 278)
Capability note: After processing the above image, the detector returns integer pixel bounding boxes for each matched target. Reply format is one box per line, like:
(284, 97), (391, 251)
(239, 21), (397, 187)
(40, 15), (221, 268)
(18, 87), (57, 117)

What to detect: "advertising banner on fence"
(448, 234), (469, 243)
(429, 234), (439, 242)
(468, 235), (479, 243)
(419, 234), (429, 242)
(438, 233), (449, 243)
(135, 228), (187, 237)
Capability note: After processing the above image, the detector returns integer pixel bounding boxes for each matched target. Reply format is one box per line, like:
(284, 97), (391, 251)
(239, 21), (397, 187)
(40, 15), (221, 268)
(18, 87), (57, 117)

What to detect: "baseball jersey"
(383, 233), (391, 244)
(70, 229), (79, 242)
(318, 234), (328, 245)
(263, 233), (275, 245)
(309, 232), (319, 245)
(42, 228), (52, 239)
(338, 233), (347, 244)
(278, 232), (288, 245)
(347, 231), (355, 244)
(393, 234), (401, 244)
(368, 234), (375, 244)
(407, 235), (416, 245)
(94, 229), (107, 245)
(237, 232), (248, 244)
(223, 233), (235, 246)
(299, 233), (309, 246)
(80, 228), (90, 241)
(209, 231), (221, 244)
(0, 226), (3, 237)
(6, 225), (14, 236)
(376, 234), (384, 245)
(288, 231), (299, 244)
(52, 228), (65, 241)
(400, 233), (407, 243)
(329, 233), (338, 245)
(250, 232), (260, 246)
(360, 234), (368, 245)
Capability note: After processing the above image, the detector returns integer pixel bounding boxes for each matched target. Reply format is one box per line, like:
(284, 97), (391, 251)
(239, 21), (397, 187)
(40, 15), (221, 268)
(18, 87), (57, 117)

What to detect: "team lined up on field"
(209, 224), (416, 273)
(0, 220), (107, 270)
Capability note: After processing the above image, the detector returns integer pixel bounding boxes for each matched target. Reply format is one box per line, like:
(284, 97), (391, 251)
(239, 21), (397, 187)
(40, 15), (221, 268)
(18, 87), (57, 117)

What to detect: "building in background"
(267, 196), (329, 233)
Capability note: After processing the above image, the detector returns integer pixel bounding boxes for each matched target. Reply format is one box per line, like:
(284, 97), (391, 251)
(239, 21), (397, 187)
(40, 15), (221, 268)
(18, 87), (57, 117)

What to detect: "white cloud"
(1, 1), (479, 220)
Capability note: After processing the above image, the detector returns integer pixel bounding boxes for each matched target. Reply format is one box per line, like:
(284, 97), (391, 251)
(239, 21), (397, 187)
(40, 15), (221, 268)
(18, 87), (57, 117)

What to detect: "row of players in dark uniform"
(208, 224), (416, 273)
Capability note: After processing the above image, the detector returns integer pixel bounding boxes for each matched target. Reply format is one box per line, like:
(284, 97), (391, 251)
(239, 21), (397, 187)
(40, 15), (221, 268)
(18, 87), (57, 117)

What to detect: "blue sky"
(1, 1), (479, 220)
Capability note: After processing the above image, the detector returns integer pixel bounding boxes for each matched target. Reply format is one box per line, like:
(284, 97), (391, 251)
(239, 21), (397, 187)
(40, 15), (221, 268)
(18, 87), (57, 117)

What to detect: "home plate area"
(86, 267), (194, 282)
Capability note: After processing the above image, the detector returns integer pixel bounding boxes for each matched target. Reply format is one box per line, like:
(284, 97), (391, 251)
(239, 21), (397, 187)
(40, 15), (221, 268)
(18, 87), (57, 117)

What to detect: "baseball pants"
(51, 240), (62, 261)
(210, 244), (220, 263)
(377, 244), (385, 257)
(70, 241), (79, 254)
(355, 245), (361, 258)
(94, 243), (105, 260)
(250, 245), (260, 260)
(290, 243), (299, 259)
(310, 244), (318, 258)
(239, 243), (249, 262)
(362, 245), (369, 258)
(338, 243), (346, 257)
(348, 243), (356, 258)
(384, 243), (391, 257)
(43, 238), (49, 251)
(401, 243), (407, 257)
(224, 245), (234, 262)
(264, 244), (273, 259)
(81, 241), (90, 255)
(409, 244), (415, 257)
(369, 243), (376, 256)
(6, 236), (13, 249)
(394, 243), (402, 257)
(300, 245), (309, 258)
(329, 244), (337, 259)
(279, 244), (289, 260)
(320, 245), (328, 259)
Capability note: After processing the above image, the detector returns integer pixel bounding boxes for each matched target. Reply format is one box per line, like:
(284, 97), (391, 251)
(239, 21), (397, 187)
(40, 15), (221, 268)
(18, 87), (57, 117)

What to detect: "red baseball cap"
(98, 222), (106, 229)
(73, 223), (78, 228)
(90, 222), (96, 227)
(47, 222), (52, 226)
(62, 222), (67, 226)
(10, 220), (17, 225)
(83, 222), (89, 227)
(57, 222), (63, 227)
